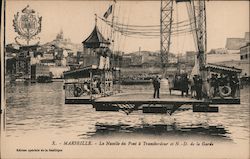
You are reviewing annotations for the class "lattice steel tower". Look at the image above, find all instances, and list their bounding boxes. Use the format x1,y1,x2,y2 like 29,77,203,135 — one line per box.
160,0,174,68
160,0,207,73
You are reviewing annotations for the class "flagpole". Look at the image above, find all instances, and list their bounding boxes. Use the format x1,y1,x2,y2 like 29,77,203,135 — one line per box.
95,13,97,26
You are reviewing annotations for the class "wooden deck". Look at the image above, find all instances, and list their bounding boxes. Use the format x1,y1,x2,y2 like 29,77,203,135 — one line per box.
94,92,205,104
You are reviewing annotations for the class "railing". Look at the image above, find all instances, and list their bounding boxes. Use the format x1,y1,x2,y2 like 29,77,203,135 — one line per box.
64,81,114,99
65,83,88,98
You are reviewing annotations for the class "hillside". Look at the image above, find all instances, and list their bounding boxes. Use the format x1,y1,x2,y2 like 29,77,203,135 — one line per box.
42,30,82,53
127,50,160,56
43,40,82,53
127,50,176,57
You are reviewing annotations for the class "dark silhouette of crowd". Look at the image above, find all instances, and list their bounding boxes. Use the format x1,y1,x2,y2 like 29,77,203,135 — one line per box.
168,73,191,97
209,73,239,98
167,72,240,100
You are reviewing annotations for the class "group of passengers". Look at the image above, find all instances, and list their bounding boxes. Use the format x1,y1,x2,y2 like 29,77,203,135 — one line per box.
73,78,103,97
209,73,239,98
170,74,203,99
153,72,239,99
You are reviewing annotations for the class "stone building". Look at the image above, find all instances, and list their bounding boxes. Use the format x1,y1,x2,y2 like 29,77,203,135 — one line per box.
240,42,250,76
215,42,249,77
225,32,249,53
240,42,250,61
15,51,31,79
120,55,132,68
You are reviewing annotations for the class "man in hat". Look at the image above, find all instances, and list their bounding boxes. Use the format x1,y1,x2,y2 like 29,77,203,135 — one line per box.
153,75,161,98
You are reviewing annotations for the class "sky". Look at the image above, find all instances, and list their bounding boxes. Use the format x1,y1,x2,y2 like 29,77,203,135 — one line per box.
5,0,249,54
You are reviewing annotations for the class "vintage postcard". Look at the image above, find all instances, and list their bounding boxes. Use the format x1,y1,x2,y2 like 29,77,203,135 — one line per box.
1,0,249,158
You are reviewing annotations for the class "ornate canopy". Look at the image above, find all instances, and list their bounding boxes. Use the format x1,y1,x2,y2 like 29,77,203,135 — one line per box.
82,25,110,49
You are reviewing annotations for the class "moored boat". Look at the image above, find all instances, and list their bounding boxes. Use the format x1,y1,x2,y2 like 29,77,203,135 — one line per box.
37,75,52,83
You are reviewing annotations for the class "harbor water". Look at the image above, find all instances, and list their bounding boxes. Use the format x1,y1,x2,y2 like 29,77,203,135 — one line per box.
3,81,250,158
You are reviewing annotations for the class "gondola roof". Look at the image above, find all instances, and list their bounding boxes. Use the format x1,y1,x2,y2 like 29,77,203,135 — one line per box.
82,25,110,48
205,63,242,73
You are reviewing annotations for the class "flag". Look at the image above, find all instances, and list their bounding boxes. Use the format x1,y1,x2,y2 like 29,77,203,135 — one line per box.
103,5,112,19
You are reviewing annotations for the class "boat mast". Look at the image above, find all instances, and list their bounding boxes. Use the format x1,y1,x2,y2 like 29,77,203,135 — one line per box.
109,0,121,92
110,0,116,68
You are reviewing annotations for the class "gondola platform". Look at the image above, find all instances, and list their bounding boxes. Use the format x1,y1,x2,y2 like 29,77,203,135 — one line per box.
65,96,93,104
93,92,218,115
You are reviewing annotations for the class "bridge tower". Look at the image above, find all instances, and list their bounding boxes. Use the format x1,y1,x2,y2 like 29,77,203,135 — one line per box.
160,0,207,91
160,0,174,70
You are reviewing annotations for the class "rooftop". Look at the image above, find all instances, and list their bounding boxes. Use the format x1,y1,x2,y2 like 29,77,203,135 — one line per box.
82,25,110,48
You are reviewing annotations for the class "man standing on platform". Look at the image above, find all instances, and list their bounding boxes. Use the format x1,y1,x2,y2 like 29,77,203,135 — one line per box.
153,75,161,98
194,75,203,100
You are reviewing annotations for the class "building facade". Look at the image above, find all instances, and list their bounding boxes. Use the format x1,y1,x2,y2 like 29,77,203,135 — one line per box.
240,42,250,76
15,51,31,79
240,43,250,61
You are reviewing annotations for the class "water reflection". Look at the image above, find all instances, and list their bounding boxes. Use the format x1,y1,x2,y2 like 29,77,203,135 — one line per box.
84,122,231,141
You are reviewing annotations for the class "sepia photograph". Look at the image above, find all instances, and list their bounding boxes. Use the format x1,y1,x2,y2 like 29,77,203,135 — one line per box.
1,0,249,158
